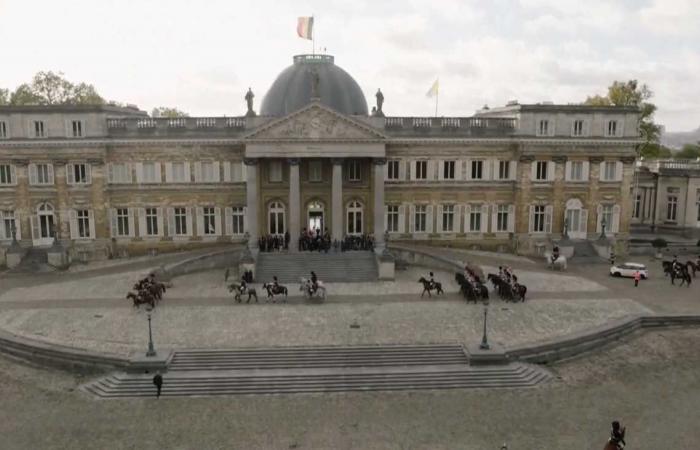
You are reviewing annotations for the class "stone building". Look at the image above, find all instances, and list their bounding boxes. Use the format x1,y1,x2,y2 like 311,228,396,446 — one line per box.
0,54,641,266
631,159,700,238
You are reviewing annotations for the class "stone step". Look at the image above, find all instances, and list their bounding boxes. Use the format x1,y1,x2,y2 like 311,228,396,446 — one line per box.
256,251,378,283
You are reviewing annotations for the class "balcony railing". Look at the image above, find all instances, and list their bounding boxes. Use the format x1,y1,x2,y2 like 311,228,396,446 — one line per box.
383,116,518,136
106,116,249,134
646,159,700,172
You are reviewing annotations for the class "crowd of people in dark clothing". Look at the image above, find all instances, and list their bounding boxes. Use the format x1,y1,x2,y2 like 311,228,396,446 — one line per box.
258,233,290,252
257,229,375,253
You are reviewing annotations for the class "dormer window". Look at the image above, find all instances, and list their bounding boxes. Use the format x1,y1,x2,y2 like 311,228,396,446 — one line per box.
538,119,550,136
572,120,585,137
607,120,618,137
33,121,46,138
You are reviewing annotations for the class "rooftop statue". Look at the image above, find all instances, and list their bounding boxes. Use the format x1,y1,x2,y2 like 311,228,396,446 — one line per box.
374,88,385,117
245,88,256,117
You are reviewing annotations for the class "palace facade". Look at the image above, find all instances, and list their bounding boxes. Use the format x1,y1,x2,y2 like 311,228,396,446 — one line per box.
0,54,641,265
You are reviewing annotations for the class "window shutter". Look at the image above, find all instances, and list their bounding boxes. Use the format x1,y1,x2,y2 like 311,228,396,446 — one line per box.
196,207,204,236
87,210,95,239
242,206,248,233
383,162,389,180
544,205,553,233
596,204,603,233
14,212,22,240
28,164,37,185
185,207,193,236
409,205,415,233
127,208,135,237
455,160,463,180
507,204,515,232
165,162,173,182
125,163,133,183
454,205,461,233
409,161,416,180
436,204,443,232
483,160,491,181
156,207,164,237
9,165,16,185
135,162,144,183
167,208,175,236
530,162,537,182
437,161,444,181
138,208,146,237
109,209,117,237
528,205,535,233
615,161,623,181
466,160,472,180
223,162,232,182
183,162,191,183
85,164,92,184
212,162,220,182
464,204,472,232
66,163,75,185
580,209,588,236
547,161,555,181
582,161,590,181
398,160,406,180
426,205,433,233
491,204,498,232
241,162,247,182
384,205,389,232
225,207,233,235
107,163,114,183
599,162,605,181
612,204,621,233
30,215,39,240
214,207,222,235
69,210,78,239
509,161,517,180
47,164,54,184
481,204,489,232
154,162,162,183
398,204,406,233
194,162,202,183
564,161,572,181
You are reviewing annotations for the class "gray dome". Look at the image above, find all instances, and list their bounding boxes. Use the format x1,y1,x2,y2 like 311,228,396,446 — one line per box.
261,55,368,116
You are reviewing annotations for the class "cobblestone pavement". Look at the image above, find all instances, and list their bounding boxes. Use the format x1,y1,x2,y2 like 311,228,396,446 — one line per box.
1,328,698,449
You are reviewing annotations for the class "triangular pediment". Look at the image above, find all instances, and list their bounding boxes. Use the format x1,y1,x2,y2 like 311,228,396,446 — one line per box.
245,102,387,141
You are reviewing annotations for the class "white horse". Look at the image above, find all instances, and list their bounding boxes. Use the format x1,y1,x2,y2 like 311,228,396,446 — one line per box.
544,252,567,271
299,277,326,300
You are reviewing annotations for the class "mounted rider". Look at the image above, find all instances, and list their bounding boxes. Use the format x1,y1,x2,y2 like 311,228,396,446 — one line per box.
551,245,560,264
428,272,437,290
272,276,279,291
310,271,318,294
608,421,626,449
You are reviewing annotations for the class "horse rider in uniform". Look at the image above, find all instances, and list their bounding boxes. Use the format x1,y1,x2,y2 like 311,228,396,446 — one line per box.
428,272,436,290
310,271,318,294
608,421,626,449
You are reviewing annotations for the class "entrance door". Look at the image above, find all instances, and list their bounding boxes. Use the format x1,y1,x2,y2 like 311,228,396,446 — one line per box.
565,199,587,240
32,203,56,246
307,201,325,234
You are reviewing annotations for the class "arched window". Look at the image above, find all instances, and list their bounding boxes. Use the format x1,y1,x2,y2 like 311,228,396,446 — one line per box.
33,202,56,243
268,201,285,235
346,201,363,235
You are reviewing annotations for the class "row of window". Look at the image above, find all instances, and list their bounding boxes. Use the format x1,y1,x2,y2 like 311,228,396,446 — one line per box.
0,119,85,139
536,118,622,137
384,204,516,234
632,188,700,224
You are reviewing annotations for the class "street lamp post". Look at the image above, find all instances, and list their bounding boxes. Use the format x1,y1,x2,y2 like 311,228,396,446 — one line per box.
479,302,490,350
145,303,157,357
600,217,607,239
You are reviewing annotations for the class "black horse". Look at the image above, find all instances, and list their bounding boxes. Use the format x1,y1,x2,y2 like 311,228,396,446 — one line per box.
228,283,258,303
456,273,489,303
262,282,288,302
418,277,443,297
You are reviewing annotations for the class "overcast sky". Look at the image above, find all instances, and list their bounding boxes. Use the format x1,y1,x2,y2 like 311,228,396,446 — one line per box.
1,0,699,131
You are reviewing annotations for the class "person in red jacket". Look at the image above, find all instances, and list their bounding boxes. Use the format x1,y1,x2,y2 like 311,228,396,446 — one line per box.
633,270,641,287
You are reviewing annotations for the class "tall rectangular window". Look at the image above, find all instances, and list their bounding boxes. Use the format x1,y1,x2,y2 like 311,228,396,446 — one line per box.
415,161,428,180
497,205,509,232
470,160,483,180
110,163,131,183
601,204,614,229
232,207,245,235
309,160,322,182
633,195,641,219
536,161,548,181
569,161,583,181
203,207,216,235
171,162,187,182
0,164,13,185
33,163,53,185
33,121,45,138
141,162,158,183
498,161,510,180
269,160,283,182
76,209,91,238
573,120,584,136
532,205,546,232
387,160,400,180
442,161,455,180
116,208,130,237
603,161,616,181
348,160,361,181
469,206,482,232
145,208,159,236
71,163,89,184
667,196,678,222
414,205,427,232
442,204,455,232
0,121,7,138
387,205,399,232
174,207,188,235
72,120,83,137
538,120,549,136
1,210,15,239
607,120,618,137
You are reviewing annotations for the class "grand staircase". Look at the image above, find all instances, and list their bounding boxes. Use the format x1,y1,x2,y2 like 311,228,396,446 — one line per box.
255,251,378,283
82,345,552,398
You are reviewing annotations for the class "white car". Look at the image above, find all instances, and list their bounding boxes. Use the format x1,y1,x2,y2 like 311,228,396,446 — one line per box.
610,262,648,279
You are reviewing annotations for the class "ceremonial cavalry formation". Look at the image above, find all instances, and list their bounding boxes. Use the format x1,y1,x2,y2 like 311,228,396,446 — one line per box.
126,273,167,308
661,255,698,287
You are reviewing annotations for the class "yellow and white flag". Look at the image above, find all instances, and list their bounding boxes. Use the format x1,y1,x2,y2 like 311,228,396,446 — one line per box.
297,16,314,40
426,78,439,98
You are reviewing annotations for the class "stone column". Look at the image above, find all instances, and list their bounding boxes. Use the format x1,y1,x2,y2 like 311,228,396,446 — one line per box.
288,159,301,251
373,158,386,253
244,158,259,253
331,159,344,241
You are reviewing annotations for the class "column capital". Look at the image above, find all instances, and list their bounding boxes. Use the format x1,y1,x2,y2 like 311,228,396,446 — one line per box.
11,159,29,166
551,155,567,164
287,158,301,165
87,159,105,166
51,160,67,166
620,156,636,164
372,158,387,165
519,155,535,163
243,158,258,166
331,158,344,165
589,156,604,164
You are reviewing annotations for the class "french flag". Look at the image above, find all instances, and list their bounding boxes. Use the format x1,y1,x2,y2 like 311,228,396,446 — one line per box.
297,16,313,40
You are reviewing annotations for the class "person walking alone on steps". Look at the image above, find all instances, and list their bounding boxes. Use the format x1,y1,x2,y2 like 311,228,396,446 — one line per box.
153,371,163,398
633,270,641,287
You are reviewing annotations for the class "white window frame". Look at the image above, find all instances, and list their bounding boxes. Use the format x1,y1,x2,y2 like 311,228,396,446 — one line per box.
202,206,217,235
495,204,509,232
348,160,361,182
113,208,132,238
537,119,551,137
66,162,91,185
442,160,456,180
565,160,588,182
194,161,220,183
414,204,428,233
606,120,618,137
667,196,678,222
166,161,190,183
534,161,550,181
387,160,401,181
173,207,189,236
572,119,585,137
268,201,285,235
470,160,484,180
108,163,133,184
229,206,246,235
72,209,93,239
0,121,8,139
529,204,552,234
0,210,21,241
414,160,428,180
0,163,16,185
497,160,510,180
32,120,46,138
29,163,54,186
386,204,400,233
346,201,363,235
144,207,160,237
440,204,456,232
70,120,84,138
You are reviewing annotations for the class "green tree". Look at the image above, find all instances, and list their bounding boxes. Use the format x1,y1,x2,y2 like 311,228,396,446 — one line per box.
674,142,700,160
585,80,661,156
640,143,672,159
7,71,104,105
151,107,189,118
0,88,9,105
